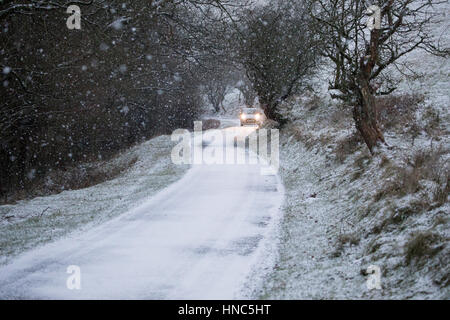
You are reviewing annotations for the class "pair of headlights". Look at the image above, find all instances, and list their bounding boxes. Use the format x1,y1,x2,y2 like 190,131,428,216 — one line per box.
241,113,261,120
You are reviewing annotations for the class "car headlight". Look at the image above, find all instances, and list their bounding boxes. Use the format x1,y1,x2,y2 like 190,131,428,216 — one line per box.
240,114,246,120
255,113,261,120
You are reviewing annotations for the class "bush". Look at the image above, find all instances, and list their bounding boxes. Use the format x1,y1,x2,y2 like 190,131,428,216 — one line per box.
422,107,442,136
433,174,449,206
376,94,424,131
202,119,221,131
405,231,444,266
334,132,364,163
375,147,448,201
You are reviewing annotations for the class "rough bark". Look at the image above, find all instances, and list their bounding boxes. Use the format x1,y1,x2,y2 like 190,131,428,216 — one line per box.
353,27,386,154
353,78,385,154
262,101,287,126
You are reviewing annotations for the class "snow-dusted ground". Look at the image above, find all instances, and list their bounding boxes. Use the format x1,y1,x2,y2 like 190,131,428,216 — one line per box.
257,109,448,299
0,124,284,299
253,8,449,298
0,2,447,300
0,136,189,267
246,0,449,299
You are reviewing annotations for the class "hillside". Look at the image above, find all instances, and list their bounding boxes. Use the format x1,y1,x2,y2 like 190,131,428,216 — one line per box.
255,13,449,298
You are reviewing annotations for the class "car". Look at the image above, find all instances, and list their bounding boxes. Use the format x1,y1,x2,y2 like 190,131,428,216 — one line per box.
239,107,264,126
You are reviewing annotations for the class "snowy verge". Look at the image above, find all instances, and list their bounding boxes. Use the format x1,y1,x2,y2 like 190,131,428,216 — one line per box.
257,22,449,298
258,101,448,299
0,135,189,266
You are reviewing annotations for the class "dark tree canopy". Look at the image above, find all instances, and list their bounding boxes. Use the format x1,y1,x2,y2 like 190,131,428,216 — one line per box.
0,0,240,198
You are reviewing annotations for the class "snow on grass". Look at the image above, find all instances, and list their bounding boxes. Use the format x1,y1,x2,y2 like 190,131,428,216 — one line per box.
258,99,448,299
0,135,189,266
256,132,365,299
257,6,449,297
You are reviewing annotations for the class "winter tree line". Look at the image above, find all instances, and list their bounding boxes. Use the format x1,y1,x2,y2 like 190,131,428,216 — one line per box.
1,0,447,200
0,0,241,199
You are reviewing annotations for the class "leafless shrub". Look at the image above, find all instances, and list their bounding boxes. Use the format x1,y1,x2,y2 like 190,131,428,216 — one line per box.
338,233,360,246
334,131,364,163
408,147,448,185
392,200,429,225
318,134,333,147
422,107,441,136
289,125,303,142
407,123,423,145
332,233,360,258
376,94,424,131
433,214,448,228
397,167,423,195
287,125,316,150
304,94,322,111
379,155,391,168
433,174,449,206
405,231,444,266
329,106,352,128
202,119,221,131
261,119,280,130
375,147,448,202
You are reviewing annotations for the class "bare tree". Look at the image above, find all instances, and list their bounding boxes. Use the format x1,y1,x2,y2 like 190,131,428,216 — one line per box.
236,75,257,107
0,0,247,200
198,60,235,113
308,0,448,153
235,1,320,124
204,79,229,113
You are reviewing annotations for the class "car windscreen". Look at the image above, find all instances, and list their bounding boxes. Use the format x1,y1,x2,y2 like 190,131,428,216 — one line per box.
243,108,258,114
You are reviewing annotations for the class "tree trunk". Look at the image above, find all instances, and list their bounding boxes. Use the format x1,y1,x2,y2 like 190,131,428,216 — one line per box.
213,102,220,113
262,103,275,119
353,25,386,154
262,102,287,126
353,78,385,154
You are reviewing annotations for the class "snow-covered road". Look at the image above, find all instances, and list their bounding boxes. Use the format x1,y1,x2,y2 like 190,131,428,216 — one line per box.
0,123,284,299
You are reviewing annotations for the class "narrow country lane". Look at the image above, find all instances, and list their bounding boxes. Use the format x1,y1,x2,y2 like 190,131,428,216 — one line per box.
0,123,284,299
